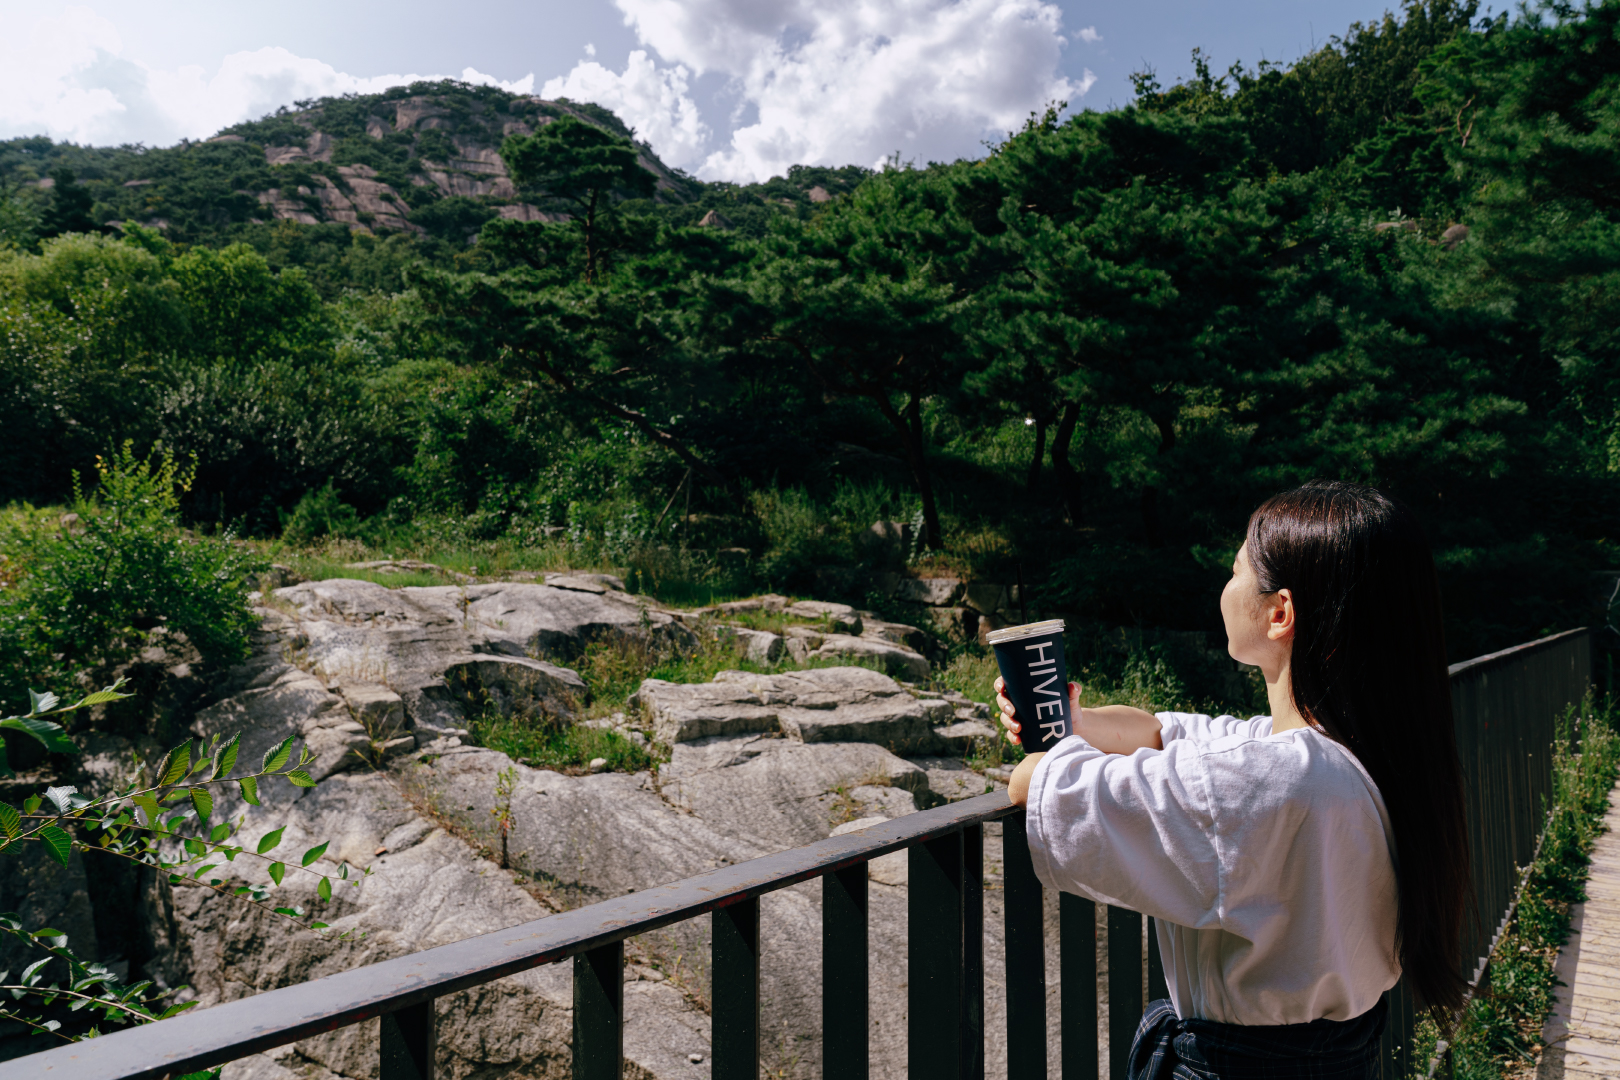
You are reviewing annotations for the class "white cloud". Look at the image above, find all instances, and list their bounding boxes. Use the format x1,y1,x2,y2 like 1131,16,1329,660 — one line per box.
603,0,1087,182
0,2,1090,187
0,5,530,146
585,43,598,57
542,50,710,168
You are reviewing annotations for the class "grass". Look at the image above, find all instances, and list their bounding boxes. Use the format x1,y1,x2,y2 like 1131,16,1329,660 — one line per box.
260,532,780,609
1406,697,1620,1080
464,621,886,773
470,717,656,775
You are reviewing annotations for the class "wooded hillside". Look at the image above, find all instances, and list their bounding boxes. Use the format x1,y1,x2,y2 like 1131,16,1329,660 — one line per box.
3,0,1617,666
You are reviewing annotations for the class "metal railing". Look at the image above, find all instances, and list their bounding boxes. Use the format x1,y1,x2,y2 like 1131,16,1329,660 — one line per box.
11,629,1593,1080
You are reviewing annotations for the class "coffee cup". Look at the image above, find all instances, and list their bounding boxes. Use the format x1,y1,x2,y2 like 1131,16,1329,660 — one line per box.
987,619,1072,747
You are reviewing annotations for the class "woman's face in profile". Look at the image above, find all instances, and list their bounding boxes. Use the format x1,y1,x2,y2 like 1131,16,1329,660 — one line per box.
1221,541,1297,673
1221,543,1271,666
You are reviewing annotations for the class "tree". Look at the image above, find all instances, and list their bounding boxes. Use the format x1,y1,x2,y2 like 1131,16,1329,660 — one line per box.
501,118,657,284
963,108,1290,544
412,220,742,492
36,168,100,241
743,166,981,550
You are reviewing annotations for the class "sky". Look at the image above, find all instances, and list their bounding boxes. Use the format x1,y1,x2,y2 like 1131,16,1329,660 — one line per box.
0,0,1450,184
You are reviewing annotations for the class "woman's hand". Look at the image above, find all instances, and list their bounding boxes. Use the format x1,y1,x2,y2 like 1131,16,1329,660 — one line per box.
994,677,1164,755
995,676,1081,746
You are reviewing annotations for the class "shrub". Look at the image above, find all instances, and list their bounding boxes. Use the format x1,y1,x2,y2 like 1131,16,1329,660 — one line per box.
279,481,363,546
0,444,267,700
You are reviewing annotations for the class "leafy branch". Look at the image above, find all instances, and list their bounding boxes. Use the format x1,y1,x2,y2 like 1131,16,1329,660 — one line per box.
0,917,217,1077
0,682,372,1055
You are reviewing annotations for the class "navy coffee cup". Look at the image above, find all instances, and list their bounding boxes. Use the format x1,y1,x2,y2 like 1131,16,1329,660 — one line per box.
988,619,1072,747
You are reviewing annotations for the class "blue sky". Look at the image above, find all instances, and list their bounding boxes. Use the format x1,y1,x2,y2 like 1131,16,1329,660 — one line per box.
0,0,1474,182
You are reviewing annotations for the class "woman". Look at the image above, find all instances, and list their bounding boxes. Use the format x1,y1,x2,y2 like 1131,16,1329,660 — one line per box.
998,481,1470,1079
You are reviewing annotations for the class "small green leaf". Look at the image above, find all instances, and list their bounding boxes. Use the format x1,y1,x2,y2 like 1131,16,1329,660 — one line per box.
285,770,316,789
72,688,131,708
209,823,231,844
183,837,205,857
22,795,40,815
0,717,76,754
261,736,295,774
159,1000,200,1019
38,826,71,867
267,862,285,885
42,785,77,816
211,734,240,780
157,739,192,786
191,864,218,881
27,689,59,716
21,958,51,984
237,775,260,806
189,787,213,822
132,794,162,830
256,827,284,855
317,876,332,902
0,804,19,840
300,841,329,867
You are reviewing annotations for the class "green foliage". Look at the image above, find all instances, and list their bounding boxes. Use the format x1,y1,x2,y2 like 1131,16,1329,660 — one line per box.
0,445,267,701
470,719,653,776
278,481,363,546
409,196,498,244
2,3,1617,664
1432,698,1620,1077
0,683,363,1052
37,169,100,240
501,116,657,283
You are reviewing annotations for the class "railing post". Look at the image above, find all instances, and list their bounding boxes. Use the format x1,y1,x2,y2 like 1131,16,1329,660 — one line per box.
573,941,623,1080
1003,813,1047,1080
824,863,870,1080
910,829,965,1079
714,896,761,1080
1107,906,1143,1080
1061,892,1098,1080
1147,918,1168,1003
965,823,985,1080
380,998,436,1080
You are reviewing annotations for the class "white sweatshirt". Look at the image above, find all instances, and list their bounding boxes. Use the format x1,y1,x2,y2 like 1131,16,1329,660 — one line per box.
1024,712,1400,1025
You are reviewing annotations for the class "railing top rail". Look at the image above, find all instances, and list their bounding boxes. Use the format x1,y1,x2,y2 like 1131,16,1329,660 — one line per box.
15,790,1018,1080
1447,626,1588,680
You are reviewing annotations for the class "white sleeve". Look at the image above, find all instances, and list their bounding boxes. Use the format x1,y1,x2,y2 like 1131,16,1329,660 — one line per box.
1024,734,1225,930
1158,712,1273,744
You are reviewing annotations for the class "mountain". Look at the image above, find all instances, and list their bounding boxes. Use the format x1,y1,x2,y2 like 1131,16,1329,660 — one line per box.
0,80,870,266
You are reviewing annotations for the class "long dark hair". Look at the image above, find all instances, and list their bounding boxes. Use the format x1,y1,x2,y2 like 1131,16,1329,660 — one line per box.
1246,480,1469,1011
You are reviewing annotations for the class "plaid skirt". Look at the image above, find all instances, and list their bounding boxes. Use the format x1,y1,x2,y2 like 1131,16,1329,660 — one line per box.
1126,997,1387,1080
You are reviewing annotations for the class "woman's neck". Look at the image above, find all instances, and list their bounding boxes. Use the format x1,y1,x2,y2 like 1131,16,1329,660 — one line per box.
1265,658,1309,733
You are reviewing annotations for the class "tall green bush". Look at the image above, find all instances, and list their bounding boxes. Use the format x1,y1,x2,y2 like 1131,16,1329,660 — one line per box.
0,445,266,700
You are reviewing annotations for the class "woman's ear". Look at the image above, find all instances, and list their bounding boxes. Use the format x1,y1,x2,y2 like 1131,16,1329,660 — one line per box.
1266,587,1295,643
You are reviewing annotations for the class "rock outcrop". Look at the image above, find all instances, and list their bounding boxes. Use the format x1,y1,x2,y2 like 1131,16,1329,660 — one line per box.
631,667,967,754
7,574,1029,1078
263,576,692,739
